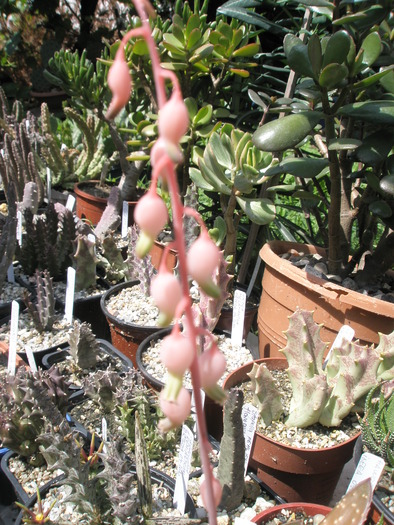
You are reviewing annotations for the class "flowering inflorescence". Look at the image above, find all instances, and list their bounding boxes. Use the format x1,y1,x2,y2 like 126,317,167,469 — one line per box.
106,1,227,522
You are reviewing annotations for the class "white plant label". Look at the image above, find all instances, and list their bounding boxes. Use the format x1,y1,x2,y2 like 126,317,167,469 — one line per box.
16,210,23,246
323,324,355,369
231,289,246,348
242,403,259,475
347,452,385,493
173,424,194,514
66,194,76,212
7,264,15,283
25,346,38,373
65,266,76,324
46,167,52,202
121,201,129,238
102,417,108,453
8,300,19,376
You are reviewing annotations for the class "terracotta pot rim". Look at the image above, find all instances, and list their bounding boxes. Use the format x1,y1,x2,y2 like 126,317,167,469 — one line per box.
223,357,361,453
251,502,332,523
260,240,394,317
100,280,164,330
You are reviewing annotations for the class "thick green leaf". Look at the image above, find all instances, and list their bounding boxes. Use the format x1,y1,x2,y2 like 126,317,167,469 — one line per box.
132,39,149,56
229,68,250,78
380,175,394,196
322,30,351,68
369,200,392,219
185,14,200,39
355,131,394,166
288,42,315,79
185,97,198,119
209,216,227,246
189,167,215,191
187,28,203,51
361,32,381,67
189,43,214,61
232,43,260,57
308,34,322,79
328,138,362,150
319,63,348,89
193,104,213,126
276,157,329,178
353,67,394,91
338,101,394,124
210,132,234,170
380,69,394,94
236,197,276,224
234,173,254,193
293,190,320,203
198,162,232,194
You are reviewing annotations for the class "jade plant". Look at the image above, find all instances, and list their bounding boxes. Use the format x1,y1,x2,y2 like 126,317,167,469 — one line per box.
252,2,394,282
248,309,394,429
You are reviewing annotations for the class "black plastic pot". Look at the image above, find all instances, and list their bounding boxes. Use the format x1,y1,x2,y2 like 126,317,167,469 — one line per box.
17,341,69,369
100,280,165,367
1,450,33,505
14,463,196,524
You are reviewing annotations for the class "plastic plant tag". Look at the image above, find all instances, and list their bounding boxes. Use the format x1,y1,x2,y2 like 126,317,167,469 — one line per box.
46,167,52,203
242,403,259,475
8,300,19,376
323,324,355,369
102,417,108,453
347,452,385,493
25,346,38,373
121,201,129,238
173,424,194,514
66,194,76,212
231,289,247,348
7,263,15,283
16,210,23,246
65,267,76,324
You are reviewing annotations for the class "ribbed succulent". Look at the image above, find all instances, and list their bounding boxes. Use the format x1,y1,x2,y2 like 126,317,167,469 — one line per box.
73,234,98,291
0,182,17,293
83,369,124,414
68,321,100,369
17,202,76,279
0,367,66,465
125,225,155,295
359,381,394,472
23,269,56,333
96,233,127,283
248,309,394,429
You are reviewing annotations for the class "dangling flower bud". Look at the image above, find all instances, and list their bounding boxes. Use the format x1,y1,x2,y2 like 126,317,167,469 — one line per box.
159,385,191,429
106,46,132,120
158,92,189,145
160,331,194,376
151,138,184,169
187,231,220,297
134,191,168,257
198,342,227,403
200,475,223,509
150,272,183,326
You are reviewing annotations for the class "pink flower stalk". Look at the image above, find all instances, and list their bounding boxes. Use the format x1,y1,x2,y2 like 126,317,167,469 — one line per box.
106,2,225,523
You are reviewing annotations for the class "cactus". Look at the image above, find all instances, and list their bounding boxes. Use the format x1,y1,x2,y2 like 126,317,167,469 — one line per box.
17,202,76,279
248,309,394,429
217,388,245,511
96,233,127,283
0,367,67,465
83,369,124,414
125,225,155,295
135,410,152,519
0,182,17,293
73,234,98,291
68,321,100,369
23,270,56,333
358,381,394,471
94,186,122,240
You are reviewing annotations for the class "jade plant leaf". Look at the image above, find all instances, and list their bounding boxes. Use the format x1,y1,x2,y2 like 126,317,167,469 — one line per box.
369,200,392,219
380,175,394,196
360,31,381,67
355,131,394,166
236,196,276,224
322,30,351,68
265,157,329,179
319,63,348,89
337,101,394,124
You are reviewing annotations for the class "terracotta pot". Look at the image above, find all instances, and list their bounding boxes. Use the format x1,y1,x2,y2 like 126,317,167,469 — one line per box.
149,240,178,272
74,181,139,227
258,240,394,358
251,502,331,524
223,358,361,505
369,492,394,525
100,280,164,367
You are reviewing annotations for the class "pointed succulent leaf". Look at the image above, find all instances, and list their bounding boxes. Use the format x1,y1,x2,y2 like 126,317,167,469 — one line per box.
247,363,283,427
236,196,276,225
319,479,372,525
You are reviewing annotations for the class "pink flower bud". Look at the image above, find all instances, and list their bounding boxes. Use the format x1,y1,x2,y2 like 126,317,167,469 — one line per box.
134,191,168,238
198,343,226,389
160,331,195,376
159,386,191,427
187,232,220,295
150,272,183,326
151,138,184,168
106,47,132,120
158,92,189,145
200,476,223,509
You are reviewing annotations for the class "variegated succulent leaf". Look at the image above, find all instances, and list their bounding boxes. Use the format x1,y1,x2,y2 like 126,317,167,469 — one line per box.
376,331,394,381
247,362,283,428
319,478,372,525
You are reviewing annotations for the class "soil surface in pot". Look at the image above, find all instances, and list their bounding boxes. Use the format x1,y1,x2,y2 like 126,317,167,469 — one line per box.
262,508,326,524
78,182,113,199
242,369,361,449
105,283,161,326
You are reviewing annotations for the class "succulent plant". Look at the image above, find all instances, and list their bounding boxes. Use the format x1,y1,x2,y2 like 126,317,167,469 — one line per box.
17,202,76,279
125,225,155,296
73,234,98,291
23,270,56,333
0,366,67,465
83,369,124,414
96,233,127,283
0,182,17,293
359,380,394,472
248,309,394,429
68,321,100,369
